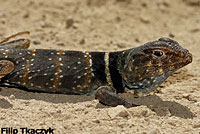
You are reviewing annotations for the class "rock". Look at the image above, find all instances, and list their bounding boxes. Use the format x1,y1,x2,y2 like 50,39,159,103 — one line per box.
182,93,199,102
182,94,190,100
9,95,16,100
79,39,85,45
149,128,161,134
192,122,200,128
57,43,65,46
169,33,175,38
129,106,154,117
92,119,100,124
107,105,130,119
66,18,74,28
139,16,151,24
33,40,41,45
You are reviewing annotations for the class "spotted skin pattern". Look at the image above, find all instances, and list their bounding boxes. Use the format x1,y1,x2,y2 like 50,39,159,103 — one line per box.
0,49,100,95
0,36,193,107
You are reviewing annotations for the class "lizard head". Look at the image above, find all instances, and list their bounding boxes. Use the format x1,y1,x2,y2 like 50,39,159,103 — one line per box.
118,38,192,96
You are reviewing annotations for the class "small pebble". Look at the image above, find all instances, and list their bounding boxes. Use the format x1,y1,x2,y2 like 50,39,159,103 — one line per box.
57,43,65,46
56,110,62,113
66,18,74,28
92,119,100,124
140,110,150,117
149,128,161,134
139,16,151,24
192,122,200,128
107,105,130,119
79,39,85,44
195,101,200,105
33,40,41,45
182,94,190,100
9,95,16,100
169,33,175,38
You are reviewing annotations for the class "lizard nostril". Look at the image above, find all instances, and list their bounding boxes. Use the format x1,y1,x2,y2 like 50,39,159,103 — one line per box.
180,52,185,58
179,49,191,58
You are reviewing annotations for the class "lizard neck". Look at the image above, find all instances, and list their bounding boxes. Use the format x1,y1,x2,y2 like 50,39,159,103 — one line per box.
90,52,124,93
108,52,125,93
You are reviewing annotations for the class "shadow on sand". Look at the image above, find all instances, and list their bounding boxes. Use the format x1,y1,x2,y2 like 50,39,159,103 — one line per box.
0,87,194,119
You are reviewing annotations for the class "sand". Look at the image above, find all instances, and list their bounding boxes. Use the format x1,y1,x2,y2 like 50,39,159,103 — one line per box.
0,0,200,133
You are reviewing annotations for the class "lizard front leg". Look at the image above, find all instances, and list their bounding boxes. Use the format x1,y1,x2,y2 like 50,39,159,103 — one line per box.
95,86,139,108
0,60,14,79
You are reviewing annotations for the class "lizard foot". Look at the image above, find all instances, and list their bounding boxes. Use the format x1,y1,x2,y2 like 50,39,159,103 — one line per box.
95,86,139,108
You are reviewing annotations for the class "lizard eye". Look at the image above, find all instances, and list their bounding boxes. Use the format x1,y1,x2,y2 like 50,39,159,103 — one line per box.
153,50,164,57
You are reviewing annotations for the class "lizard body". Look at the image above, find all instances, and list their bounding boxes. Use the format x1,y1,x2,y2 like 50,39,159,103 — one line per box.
0,33,192,107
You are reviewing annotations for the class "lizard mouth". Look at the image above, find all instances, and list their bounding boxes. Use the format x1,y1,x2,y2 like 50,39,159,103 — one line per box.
165,52,192,73
186,53,192,64
179,52,192,68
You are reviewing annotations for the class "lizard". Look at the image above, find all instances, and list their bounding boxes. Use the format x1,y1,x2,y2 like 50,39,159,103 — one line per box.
0,32,192,108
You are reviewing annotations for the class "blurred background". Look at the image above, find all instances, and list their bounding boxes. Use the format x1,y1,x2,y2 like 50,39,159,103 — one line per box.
0,0,199,52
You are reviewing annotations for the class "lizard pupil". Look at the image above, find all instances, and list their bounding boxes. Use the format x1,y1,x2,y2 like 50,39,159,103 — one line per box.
153,50,163,57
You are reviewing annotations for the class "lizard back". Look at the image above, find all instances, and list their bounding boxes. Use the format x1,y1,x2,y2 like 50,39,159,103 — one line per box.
0,48,108,95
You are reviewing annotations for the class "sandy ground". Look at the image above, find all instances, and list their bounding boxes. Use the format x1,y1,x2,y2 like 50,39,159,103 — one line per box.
0,0,200,133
